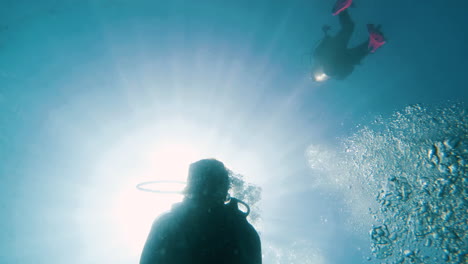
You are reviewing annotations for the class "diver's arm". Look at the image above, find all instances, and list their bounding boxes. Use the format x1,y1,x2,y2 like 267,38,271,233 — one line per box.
139,219,160,264
245,223,262,264
139,216,170,264
252,230,262,264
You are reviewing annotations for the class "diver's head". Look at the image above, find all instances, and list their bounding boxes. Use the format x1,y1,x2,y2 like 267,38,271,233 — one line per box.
185,159,230,204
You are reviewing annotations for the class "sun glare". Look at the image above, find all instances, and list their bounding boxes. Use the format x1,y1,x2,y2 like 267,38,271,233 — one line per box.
112,140,205,256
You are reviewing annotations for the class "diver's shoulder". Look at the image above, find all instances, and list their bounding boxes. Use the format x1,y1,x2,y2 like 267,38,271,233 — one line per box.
152,202,185,224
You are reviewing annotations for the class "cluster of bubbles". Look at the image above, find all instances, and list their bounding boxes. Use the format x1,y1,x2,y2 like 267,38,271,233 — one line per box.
262,240,325,264
229,172,262,223
308,104,467,264
345,105,467,263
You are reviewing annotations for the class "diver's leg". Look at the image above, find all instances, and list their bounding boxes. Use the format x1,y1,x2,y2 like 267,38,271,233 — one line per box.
334,10,355,48
346,24,386,64
347,41,370,65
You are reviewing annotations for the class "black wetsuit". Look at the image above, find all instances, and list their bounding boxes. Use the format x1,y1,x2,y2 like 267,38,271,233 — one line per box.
313,10,369,80
140,199,262,264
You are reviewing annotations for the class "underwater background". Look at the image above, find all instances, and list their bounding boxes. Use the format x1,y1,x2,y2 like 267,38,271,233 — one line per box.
1,0,466,263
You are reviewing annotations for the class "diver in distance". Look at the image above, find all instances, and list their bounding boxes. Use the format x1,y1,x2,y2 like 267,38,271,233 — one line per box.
140,159,262,264
311,0,386,82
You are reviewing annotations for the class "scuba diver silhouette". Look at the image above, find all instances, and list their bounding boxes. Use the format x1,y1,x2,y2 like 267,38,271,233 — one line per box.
140,159,262,264
311,0,386,82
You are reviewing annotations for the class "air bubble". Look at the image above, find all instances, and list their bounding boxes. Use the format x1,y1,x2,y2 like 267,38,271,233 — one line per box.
334,105,467,264
424,238,432,247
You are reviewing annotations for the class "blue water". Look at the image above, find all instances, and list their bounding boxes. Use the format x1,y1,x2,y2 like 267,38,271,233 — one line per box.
1,1,467,263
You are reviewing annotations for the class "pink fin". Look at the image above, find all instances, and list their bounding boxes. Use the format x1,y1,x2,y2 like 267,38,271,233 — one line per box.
332,0,353,16
367,24,386,53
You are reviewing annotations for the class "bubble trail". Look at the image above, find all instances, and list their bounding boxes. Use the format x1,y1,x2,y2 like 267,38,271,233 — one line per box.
308,104,467,264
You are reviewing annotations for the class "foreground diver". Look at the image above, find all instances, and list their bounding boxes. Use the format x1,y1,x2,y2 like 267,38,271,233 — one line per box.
140,159,262,264
311,1,386,82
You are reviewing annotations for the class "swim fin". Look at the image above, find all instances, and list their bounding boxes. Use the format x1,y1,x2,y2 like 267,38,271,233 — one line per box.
367,24,386,53
332,0,353,16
